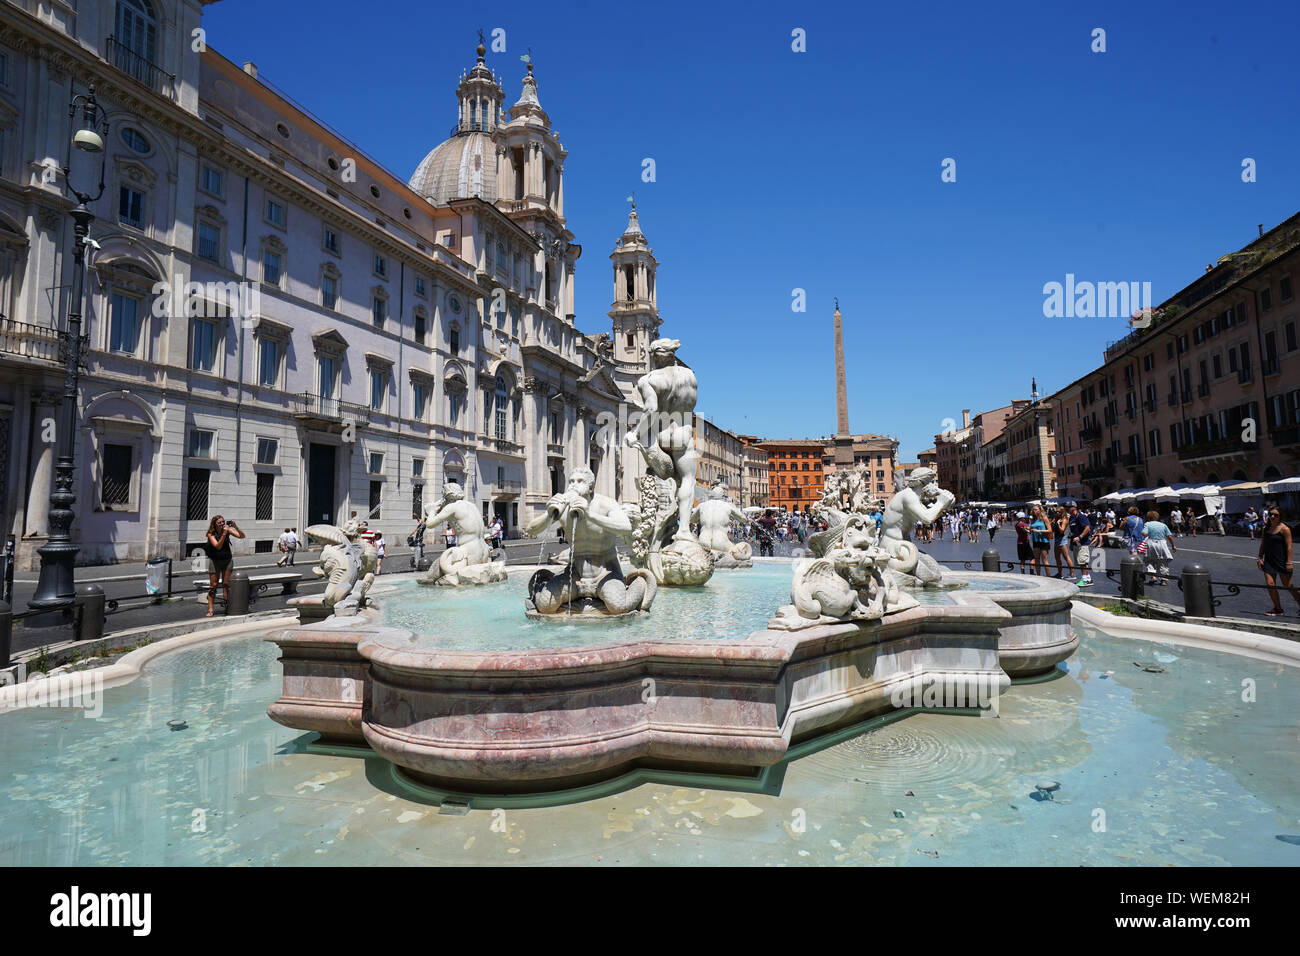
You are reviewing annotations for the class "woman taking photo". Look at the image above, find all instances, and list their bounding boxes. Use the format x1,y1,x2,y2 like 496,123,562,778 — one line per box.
204,515,245,617
1029,504,1052,576
1258,507,1300,616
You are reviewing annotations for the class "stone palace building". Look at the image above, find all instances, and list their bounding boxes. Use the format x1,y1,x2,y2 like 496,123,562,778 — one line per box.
0,1,674,566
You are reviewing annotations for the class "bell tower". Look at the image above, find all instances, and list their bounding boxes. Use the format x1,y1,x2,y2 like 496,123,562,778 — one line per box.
608,201,661,379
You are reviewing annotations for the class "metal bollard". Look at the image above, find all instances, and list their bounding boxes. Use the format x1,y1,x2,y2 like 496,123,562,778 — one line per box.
982,549,1002,572
1181,563,1214,618
76,584,106,643
1120,553,1145,601
226,571,250,616
0,600,11,668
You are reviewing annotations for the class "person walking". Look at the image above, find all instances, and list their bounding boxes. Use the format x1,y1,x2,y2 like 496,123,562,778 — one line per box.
756,509,777,557
1068,503,1093,587
286,527,299,566
1089,508,1112,582
1122,506,1144,553
1244,506,1260,539
1258,512,1300,616
1169,507,1183,538
443,522,458,549
275,527,292,567
1185,505,1198,537
1141,510,1176,586
374,532,387,574
1052,506,1075,579
1029,505,1052,576
1258,507,1300,615
1210,504,1226,535
203,515,245,617
409,514,428,570
1014,511,1033,573
987,513,997,542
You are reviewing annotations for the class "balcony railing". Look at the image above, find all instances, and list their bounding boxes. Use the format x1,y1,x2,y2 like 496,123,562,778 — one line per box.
1122,452,1140,468
0,316,61,363
1080,423,1102,443
1080,462,1115,481
106,36,175,97
291,392,370,425
490,480,523,495
1178,435,1251,462
1270,425,1300,447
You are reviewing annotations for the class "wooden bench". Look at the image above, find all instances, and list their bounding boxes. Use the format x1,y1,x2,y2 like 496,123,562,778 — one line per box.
191,572,302,597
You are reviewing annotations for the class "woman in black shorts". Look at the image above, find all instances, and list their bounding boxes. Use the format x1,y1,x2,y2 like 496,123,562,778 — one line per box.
1259,507,1300,616
204,514,245,616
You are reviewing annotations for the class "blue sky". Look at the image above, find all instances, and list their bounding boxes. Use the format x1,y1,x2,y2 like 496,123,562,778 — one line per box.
203,0,1300,460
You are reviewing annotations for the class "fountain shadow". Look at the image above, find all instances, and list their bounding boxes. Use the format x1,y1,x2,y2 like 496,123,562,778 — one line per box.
334,706,1000,812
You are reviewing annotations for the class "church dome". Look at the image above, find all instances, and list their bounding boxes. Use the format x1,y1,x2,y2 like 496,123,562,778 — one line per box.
408,132,498,205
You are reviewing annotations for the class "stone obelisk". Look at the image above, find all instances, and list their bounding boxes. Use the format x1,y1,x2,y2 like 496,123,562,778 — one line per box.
833,298,850,437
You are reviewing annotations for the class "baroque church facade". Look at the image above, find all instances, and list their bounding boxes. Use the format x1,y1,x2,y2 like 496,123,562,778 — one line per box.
0,1,660,567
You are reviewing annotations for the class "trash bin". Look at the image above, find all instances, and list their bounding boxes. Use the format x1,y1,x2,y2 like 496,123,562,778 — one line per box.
145,557,170,595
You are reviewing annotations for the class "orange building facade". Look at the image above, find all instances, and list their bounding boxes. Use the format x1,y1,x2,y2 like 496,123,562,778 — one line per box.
758,439,826,513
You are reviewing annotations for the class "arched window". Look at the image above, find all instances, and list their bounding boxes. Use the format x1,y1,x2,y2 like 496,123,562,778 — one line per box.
115,0,158,79
495,375,508,440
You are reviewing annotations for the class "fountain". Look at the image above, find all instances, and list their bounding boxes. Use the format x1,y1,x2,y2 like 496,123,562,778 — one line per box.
263,340,1078,791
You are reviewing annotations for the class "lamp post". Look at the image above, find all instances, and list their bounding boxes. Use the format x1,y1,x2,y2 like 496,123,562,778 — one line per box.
28,84,107,614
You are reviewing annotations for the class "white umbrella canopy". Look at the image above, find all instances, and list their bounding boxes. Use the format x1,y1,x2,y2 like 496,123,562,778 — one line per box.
1182,483,1222,500
1265,476,1300,494
1100,488,1142,502
1142,483,1198,501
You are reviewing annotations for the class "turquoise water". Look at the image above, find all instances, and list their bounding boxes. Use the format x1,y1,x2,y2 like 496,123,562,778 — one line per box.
1,623,1296,865
378,565,1018,651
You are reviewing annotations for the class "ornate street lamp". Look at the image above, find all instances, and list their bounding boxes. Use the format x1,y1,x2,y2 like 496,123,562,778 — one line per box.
28,84,107,613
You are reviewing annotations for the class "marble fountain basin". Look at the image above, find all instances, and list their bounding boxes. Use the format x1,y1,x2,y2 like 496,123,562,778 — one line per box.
266,565,1078,794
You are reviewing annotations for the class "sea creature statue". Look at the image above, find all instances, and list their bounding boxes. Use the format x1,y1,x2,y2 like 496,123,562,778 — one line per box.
880,466,956,588
769,514,918,630
623,338,713,586
691,478,753,569
417,481,506,586
524,466,656,617
306,519,378,614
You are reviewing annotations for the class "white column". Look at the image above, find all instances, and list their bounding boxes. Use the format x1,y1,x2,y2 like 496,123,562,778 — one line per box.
24,395,59,536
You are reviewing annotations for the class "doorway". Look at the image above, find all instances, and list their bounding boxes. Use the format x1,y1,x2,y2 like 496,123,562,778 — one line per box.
308,443,337,525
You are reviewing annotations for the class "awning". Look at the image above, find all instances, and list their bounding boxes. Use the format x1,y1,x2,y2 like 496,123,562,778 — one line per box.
1139,483,1198,501
1218,480,1268,494
1099,488,1142,502
1265,476,1300,494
